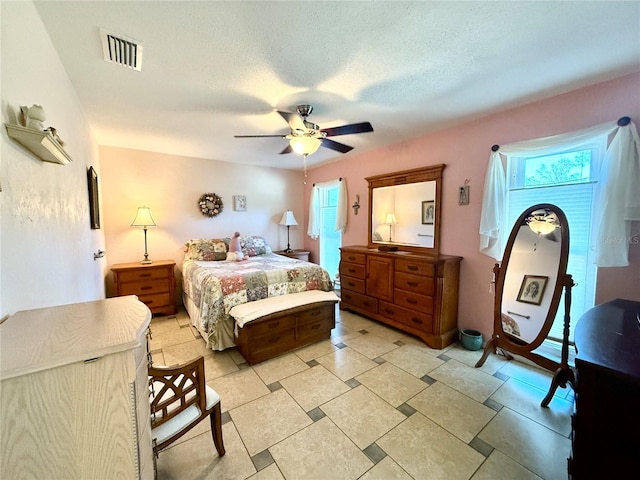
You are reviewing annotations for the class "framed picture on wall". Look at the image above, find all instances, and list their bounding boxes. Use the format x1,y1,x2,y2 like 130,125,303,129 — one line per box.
516,275,548,305
87,166,100,229
421,200,435,225
234,195,247,211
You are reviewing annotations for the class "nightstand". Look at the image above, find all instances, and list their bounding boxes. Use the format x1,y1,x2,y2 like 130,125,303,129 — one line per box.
274,250,311,262
111,260,176,315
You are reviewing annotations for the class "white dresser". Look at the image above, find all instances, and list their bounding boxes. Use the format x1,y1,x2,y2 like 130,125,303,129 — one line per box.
0,296,154,479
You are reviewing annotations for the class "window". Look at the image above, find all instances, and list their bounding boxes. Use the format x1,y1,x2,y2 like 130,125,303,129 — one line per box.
506,140,604,357
318,186,341,282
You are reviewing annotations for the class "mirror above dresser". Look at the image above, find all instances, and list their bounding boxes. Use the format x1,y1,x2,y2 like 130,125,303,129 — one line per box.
367,164,444,254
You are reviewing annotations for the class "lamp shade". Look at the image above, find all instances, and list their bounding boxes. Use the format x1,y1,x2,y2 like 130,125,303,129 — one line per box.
289,136,322,156
279,210,299,226
131,206,157,227
385,213,397,224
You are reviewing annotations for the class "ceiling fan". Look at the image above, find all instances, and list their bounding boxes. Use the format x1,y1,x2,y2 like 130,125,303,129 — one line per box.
234,104,374,156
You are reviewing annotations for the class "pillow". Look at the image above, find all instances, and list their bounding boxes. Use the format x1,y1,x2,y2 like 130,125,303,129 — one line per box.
223,235,271,257
184,239,228,261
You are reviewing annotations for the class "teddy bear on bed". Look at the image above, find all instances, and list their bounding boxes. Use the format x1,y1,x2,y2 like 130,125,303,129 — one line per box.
226,232,248,261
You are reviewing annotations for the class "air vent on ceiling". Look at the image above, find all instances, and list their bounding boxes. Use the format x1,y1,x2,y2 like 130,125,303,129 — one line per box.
100,28,143,71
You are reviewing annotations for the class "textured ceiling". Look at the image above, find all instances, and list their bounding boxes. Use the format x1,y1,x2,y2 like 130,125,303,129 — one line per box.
33,1,640,170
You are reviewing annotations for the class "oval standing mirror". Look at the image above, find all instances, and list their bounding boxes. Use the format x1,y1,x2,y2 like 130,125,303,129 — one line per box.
475,203,575,406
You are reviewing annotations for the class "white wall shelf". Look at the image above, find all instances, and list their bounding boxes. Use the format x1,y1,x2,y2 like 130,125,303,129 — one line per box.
5,124,72,165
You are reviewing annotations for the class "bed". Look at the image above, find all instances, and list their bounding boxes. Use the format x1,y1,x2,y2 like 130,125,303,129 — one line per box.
182,236,338,362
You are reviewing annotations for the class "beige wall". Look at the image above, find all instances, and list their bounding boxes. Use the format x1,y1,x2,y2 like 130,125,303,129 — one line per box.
99,146,305,301
1,1,105,317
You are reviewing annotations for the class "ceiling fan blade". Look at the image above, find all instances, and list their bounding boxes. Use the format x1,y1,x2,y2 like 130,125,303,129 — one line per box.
277,110,306,133
322,138,353,153
279,144,293,155
234,134,286,138
321,122,373,137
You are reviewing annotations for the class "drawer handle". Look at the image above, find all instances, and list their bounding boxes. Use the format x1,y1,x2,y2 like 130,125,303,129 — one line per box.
344,294,352,300
139,273,152,278
269,336,280,344
144,300,154,305
347,281,356,287
348,268,356,273
140,286,153,290
384,308,394,314
364,302,371,307
411,317,423,324
311,323,321,330
407,281,419,287
407,298,418,305
407,265,419,271
348,256,356,261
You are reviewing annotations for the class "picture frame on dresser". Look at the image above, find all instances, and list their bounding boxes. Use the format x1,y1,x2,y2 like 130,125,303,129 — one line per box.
87,166,100,229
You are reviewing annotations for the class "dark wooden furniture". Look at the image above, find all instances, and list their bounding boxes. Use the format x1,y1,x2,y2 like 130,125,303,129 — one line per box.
235,301,337,364
339,246,461,349
149,356,225,457
274,249,311,262
112,260,176,315
569,298,640,478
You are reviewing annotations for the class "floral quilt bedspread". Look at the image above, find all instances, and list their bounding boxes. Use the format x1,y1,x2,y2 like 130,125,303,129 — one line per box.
183,253,333,347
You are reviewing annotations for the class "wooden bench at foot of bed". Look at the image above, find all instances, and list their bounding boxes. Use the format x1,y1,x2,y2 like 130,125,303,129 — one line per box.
231,291,339,365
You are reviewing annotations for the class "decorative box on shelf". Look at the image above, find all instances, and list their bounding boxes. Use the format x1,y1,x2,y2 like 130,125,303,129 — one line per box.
5,124,72,165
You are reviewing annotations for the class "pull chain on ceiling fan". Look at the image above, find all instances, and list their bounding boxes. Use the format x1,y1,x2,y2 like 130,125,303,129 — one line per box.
234,104,374,158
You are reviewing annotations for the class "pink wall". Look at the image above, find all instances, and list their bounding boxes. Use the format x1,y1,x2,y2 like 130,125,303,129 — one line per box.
303,72,640,340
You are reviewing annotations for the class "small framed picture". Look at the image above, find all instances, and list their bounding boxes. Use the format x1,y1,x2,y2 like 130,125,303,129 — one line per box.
87,166,100,229
233,195,247,211
421,200,435,225
516,275,549,305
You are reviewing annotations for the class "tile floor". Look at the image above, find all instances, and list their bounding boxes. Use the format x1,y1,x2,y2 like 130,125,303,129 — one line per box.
150,307,574,480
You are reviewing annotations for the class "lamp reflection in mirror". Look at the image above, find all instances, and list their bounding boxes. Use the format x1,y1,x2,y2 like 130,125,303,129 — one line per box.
279,210,299,253
527,210,558,235
385,213,397,241
131,206,156,264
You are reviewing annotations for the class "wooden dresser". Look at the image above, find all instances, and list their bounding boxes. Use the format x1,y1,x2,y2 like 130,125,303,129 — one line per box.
569,298,640,478
0,296,154,479
112,260,176,315
339,246,461,349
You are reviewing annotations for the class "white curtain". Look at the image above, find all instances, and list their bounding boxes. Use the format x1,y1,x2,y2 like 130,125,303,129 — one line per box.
307,178,348,239
479,119,640,266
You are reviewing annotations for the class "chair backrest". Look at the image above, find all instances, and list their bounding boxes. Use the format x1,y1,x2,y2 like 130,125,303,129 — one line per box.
149,356,207,429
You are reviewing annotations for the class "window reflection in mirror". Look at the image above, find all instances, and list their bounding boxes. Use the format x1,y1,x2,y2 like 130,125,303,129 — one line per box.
371,181,436,248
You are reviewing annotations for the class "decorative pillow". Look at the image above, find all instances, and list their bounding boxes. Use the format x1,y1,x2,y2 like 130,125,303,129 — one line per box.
223,235,271,257
184,239,228,261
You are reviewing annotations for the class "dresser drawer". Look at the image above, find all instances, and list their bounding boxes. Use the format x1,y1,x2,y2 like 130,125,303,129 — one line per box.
249,329,296,357
394,289,433,314
119,279,170,296
340,263,366,279
137,293,172,310
297,315,334,340
379,301,433,333
340,275,365,294
341,252,366,265
395,258,434,277
395,272,434,295
116,267,171,283
298,304,334,324
341,290,378,315
244,315,296,337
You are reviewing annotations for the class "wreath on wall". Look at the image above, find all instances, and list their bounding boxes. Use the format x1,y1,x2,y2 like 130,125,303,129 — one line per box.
198,193,223,217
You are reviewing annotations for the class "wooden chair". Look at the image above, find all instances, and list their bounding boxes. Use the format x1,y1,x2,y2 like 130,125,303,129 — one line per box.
148,356,225,457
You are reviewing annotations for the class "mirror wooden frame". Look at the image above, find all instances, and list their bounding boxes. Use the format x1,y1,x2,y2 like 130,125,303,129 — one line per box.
475,203,575,406
366,164,445,254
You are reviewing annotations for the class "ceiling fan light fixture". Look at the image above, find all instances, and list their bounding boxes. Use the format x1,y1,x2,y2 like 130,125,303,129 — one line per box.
527,211,558,235
289,136,322,156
